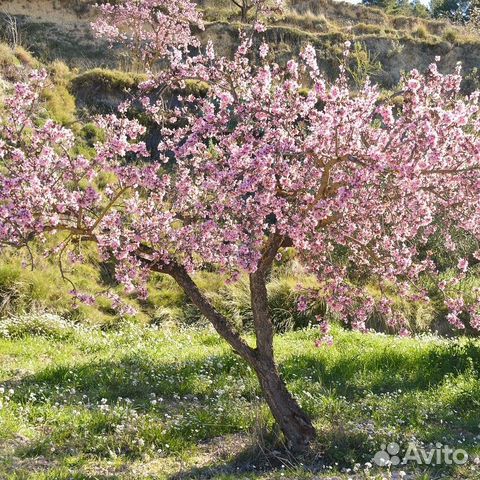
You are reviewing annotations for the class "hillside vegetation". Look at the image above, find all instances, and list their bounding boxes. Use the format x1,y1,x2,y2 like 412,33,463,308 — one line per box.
0,0,478,88
0,2,480,479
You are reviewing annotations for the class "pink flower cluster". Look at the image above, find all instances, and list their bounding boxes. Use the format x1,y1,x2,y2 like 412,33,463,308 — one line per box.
91,0,204,64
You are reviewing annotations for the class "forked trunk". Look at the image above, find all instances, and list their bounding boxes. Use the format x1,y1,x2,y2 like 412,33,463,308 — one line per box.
252,353,316,452
249,252,316,452
168,259,316,453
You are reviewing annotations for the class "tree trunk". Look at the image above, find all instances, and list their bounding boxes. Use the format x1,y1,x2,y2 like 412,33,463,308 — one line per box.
252,352,316,452
249,258,316,453
241,0,250,22
241,5,247,22
167,255,316,453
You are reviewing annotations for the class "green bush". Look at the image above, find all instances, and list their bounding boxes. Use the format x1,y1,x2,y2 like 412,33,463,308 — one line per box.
444,28,459,43
0,43,22,81
48,60,71,84
413,25,428,39
80,122,105,146
13,46,38,68
298,87,310,97
353,23,384,35
345,41,383,87
392,15,419,31
182,79,210,98
42,84,77,126
0,312,81,340
70,68,146,95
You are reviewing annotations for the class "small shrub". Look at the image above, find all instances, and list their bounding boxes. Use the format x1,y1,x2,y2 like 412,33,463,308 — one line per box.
153,305,187,324
70,68,146,95
81,122,106,146
48,60,71,84
276,11,330,33
345,41,383,87
13,46,38,68
0,43,19,67
463,67,480,93
425,19,449,37
413,25,428,39
391,94,405,109
0,42,21,81
182,79,210,98
298,87,310,97
392,15,418,31
0,264,21,291
42,84,77,127
0,264,25,317
353,23,384,35
444,28,458,44
267,276,326,332
0,312,81,340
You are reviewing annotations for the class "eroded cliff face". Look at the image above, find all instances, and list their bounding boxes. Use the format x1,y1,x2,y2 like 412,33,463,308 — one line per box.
0,0,478,90
0,0,116,67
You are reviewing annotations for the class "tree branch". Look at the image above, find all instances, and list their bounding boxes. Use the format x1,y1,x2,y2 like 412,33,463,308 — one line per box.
257,233,284,273
249,233,284,357
165,262,257,364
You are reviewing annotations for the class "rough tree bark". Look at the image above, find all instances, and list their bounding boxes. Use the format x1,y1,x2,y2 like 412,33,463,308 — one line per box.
249,235,316,452
165,234,316,453
251,353,316,452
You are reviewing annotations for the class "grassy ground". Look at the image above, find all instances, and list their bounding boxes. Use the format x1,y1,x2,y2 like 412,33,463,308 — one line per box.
0,317,480,479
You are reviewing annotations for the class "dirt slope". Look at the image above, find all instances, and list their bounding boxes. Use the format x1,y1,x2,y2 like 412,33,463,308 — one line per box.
0,0,478,89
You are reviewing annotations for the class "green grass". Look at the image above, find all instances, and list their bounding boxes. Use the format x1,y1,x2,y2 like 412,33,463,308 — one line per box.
0,242,152,326
68,68,148,114
0,317,479,479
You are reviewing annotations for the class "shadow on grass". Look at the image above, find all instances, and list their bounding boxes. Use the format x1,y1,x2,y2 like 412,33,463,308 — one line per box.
4,338,480,478
10,338,480,403
11,353,248,404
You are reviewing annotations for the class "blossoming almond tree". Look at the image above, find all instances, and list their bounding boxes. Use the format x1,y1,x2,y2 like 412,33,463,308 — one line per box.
1,0,480,452
225,0,283,23
92,0,204,66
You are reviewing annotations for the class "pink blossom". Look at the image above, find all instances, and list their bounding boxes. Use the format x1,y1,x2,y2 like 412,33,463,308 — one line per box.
458,258,469,272
0,3,479,339
254,22,266,33
399,328,411,337
315,335,334,347
259,42,269,59
407,78,420,91
91,0,204,64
